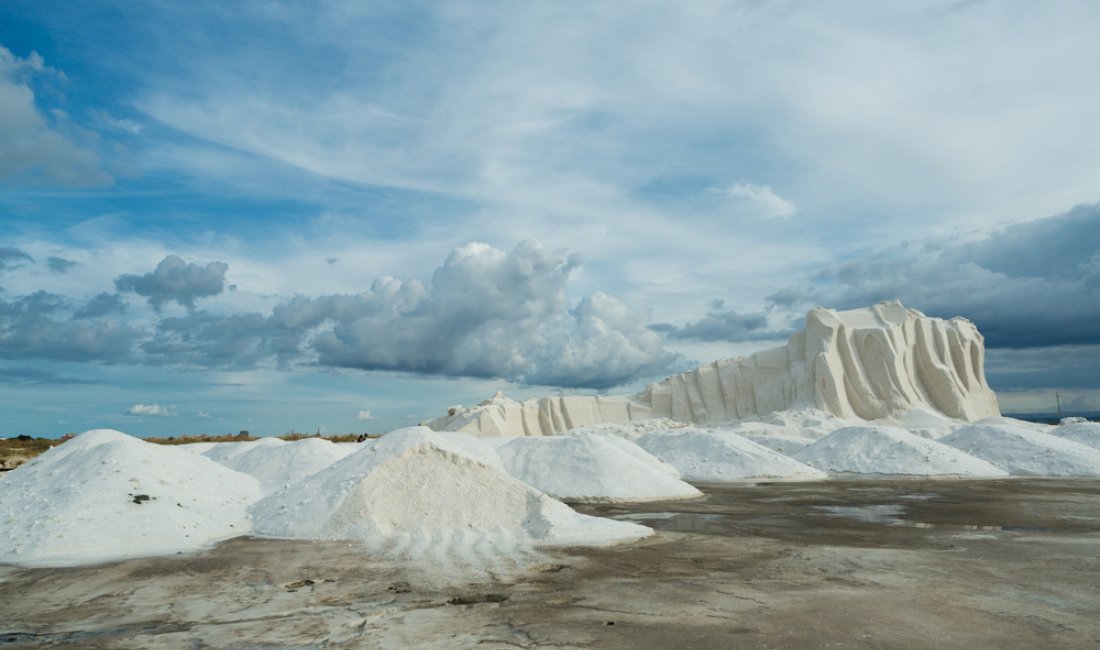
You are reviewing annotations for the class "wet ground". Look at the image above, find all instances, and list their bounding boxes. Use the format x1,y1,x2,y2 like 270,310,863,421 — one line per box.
3,479,1100,648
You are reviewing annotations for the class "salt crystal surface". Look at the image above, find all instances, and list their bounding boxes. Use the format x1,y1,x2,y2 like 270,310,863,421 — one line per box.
636,429,827,481
496,433,700,503
202,437,287,465
0,430,260,567
250,427,650,566
939,424,1100,476
792,425,1009,478
221,437,358,494
1046,422,1100,450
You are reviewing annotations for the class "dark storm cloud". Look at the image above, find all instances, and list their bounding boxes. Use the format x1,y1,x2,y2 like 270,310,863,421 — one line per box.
0,293,141,363
793,203,1100,349
656,300,793,343
115,255,229,311
984,345,1100,391
0,366,95,385
142,311,278,370
72,292,128,320
0,247,33,272
46,256,78,273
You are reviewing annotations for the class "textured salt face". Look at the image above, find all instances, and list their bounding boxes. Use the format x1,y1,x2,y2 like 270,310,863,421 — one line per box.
222,438,358,494
739,433,815,456
175,442,220,455
1046,422,1100,450
0,430,261,568
203,437,287,465
792,426,1009,478
250,428,651,563
17,428,131,470
426,301,1001,437
583,432,682,478
939,424,1100,476
496,434,700,503
636,429,827,482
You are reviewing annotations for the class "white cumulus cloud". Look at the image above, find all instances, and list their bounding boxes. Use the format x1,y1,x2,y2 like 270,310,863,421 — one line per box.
126,403,177,417
720,181,796,219
356,410,377,421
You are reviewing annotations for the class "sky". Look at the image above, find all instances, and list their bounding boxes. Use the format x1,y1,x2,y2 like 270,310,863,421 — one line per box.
1,1,1098,437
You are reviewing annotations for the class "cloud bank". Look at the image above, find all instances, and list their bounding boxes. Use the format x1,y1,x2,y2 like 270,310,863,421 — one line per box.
785,203,1100,350
1,243,678,389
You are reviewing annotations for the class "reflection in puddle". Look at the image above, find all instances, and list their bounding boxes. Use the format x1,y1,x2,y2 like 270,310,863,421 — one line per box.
813,504,907,525
608,502,1100,537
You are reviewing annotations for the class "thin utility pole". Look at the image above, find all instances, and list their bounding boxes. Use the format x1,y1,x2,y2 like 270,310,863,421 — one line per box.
1056,392,1062,420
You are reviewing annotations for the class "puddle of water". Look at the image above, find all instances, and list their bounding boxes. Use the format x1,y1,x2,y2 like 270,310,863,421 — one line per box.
611,512,679,521
898,493,939,501
612,512,735,534
812,505,907,525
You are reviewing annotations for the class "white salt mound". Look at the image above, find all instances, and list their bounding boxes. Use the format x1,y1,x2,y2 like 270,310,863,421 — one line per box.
250,427,650,560
1047,422,1100,450
0,430,261,567
939,424,1100,476
738,432,815,455
496,433,700,503
636,429,827,482
586,432,682,478
176,442,220,455
222,437,357,494
390,427,506,470
792,425,1008,478
17,428,131,468
202,437,287,465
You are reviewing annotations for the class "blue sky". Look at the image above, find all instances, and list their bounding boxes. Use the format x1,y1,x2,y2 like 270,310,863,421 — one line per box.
1,1,1098,437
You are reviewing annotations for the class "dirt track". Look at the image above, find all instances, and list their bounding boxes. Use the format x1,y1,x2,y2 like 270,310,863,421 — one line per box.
3,479,1099,649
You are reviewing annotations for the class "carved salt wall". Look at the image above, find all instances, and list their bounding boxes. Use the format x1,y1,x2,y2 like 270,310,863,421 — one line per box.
426,302,1001,437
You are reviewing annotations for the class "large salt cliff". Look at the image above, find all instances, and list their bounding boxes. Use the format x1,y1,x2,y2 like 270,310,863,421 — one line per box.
426,301,1001,437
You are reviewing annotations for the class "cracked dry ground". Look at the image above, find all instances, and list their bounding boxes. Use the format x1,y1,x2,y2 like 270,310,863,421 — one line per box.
3,480,1100,649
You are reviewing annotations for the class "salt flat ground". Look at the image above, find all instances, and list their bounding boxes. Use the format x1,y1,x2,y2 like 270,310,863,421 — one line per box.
2,480,1099,649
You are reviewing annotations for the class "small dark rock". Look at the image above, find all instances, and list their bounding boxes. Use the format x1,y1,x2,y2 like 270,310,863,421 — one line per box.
283,579,315,591
388,581,412,593
132,494,151,505
447,593,509,605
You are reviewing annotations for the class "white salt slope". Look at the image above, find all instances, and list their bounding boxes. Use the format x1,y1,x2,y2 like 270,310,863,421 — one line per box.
250,427,649,561
17,428,131,468
175,442,220,455
792,425,1009,478
939,424,1100,476
585,431,682,478
1046,422,1100,450
636,429,827,482
738,432,815,455
0,430,261,567
202,437,287,465
496,434,701,503
222,437,358,494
